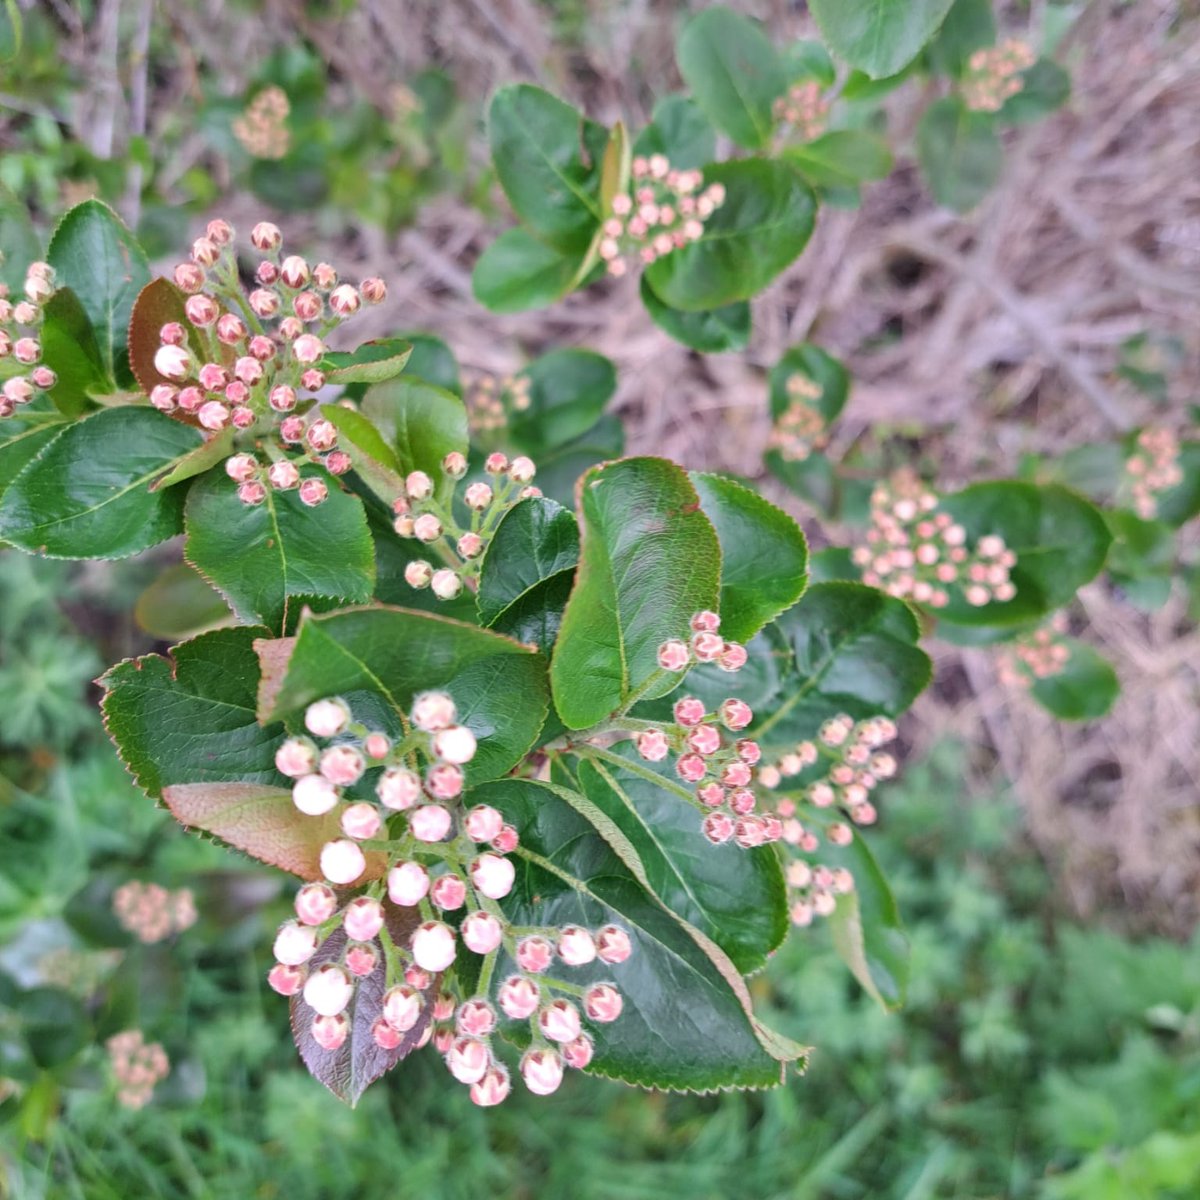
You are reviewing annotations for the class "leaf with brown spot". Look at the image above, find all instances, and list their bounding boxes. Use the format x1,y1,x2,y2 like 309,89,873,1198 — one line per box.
127,277,197,395
253,636,298,722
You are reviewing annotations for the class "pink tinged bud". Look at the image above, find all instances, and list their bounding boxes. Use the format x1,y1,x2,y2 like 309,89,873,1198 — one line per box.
562,1033,594,1070
736,739,761,764
215,314,247,345
412,921,457,972
828,822,853,846
321,745,365,790
192,237,220,267
198,401,230,431
206,218,234,245
516,936,553,974
292,773,339,816
492,824,519,854
539,999,582,1044
234,355,264,385
184,294,219,326
30,366,56,390
364,733,390,760
148,384,178,412
174,262,205,292
329,284,360,315
320,838,366,886
719,642,748,672
721,761,752,787
457,531,483,559
324,450,352,476
470,853,515,900
250,221,281,251
377,767,422,811
464,481,493,510
431,874,467,911
521,1048,565,1096
433,724,477,765
249,288,280,319
673,696,706,726
719,699,753,731
411,804,453,843
596,925,633,965
405,559,433,589
197,362,227,391
225,453,259,484
509,456,536,483
425,763,464,802
154,344,191,381
388,861,431,906
11,301,37,324
584,984,623,1023
2,377,32,404
311,1013,349,1051
434,1028,454,1054
498,975,541,1020
237,480,267,506
268,460,300,491
12,336,40,363
758,765,782,789
657,640,690,671
702,812,735,844
413,692,457,732
299,477,328,507
383,984,422,1032
636,729,670,762
433,992,457,1023
361,277,387,304
273,920,319,965
280,256,310,289
686,724,722,757
413,513,443,543
557,926,597,966
469,1063,511,1107
293,290,323,321
484,452,508,475
457,1000,497,1038
734,816,767,849
303,370,328,391
268,962,306,996
342,896,385,943
295,882,337,926
346,943,378,977
306,420,337,453
676,753,706,783
230,404,255,429
292,333,324,363
442,450,467,477
305,698,350,737
431,569,463,601
270,384,297,412
691,631,723,661
341,802,382,841
257,261,280,286
697,782,725,808
373,1017,403,1049
461,911,504,954
465,805,504,843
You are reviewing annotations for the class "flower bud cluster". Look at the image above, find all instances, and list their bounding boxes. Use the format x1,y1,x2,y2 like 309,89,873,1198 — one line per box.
962,39,1036,112
462,369,531,437
853,473,1016,607
112,881,198,944
767,373,827,462
106,1030,169,1110
757,714,899,925
1124,426,1183,519
232,85,291,159
996,614,1071,688
396,451,542,606
773,81,829,141
0,260,59,418
598,155,726,278
37,947,122,996
154,219,385,507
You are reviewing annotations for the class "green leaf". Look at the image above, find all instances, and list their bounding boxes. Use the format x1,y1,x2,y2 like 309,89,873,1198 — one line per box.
937,481,1113,625
472,777,807,1090
317,403,405,501
260,606,549,784
185,467,375,634
752,582,932,752
676,7,786,150
631,95,716,169
640,277,750,353
488,84,608,253
1026,639,1120,721
768,343,851,422
925,0,995,76
573,750,787,972
472,228,584,313
0,407,204,559
997,58,1071,125
37,287,108,415
916,96,1003,212
0,416,66,504
1154,441,1200,528
782,40,837,87
551,457,720,729
823,833,909,1010
149,427,234,492
46,199,150,387
0,183,38,292
135,562,233,640
396,333,460,395
689,472,808,642
367,504,476,620
100,626,283,798
810,0,957,78
643,159,816,312
320,338,413,386
507,349,616,453
532,413,626,509
783,131,894,189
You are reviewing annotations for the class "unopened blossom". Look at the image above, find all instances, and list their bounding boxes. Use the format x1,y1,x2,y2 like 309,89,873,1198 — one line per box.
388,861,431,906
107,1030,169,1110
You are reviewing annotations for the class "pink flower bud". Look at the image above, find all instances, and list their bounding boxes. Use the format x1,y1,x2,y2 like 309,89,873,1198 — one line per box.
274,921,319,965
658,640,690,671
325,450,352,476
461,911,504,954
457,999,496,1038
2,377,32,404
234,355,264,385
377,767,421,811
729,788,756,816
465,805,504,843
206,219,234,245
311,1013,349,1050
191,237,220,267
346,942,378,977
360,276,387,303
413,692,457,732
686,724,722,757
197,362,226,391
539,999,582,1044
464,481,493,510
470,853,515,900
305,698,350,737
295,882,337,926
431,569,462,601
12,336,40,363
509,456,536,483
676,753,706,783
298,477,328,507
425,763,464,801
362,733,389,761
268,460,300,491
249,288,280,318
373,1017,403,1049
736,739,761,765
342,896,385,943
184,294,219,326
516,936,553,974
388,861,430,906
521,1048,564,1096
151,386,179,416
702,812,735,844
292,333,324,364
492,824,519,854
215,313,247,345
673,696,706,726
237,480,267,506
230,404,255,429
557,926,597,966
257,260,280,285
484,452,508,475
413,513,443,543
721,761,752,788
321,746,366,791
584,983,623,1023
293,290,323,322
154,344,191,381
690,631,723,661
304,418,338,452
198,401,230,431
320,838,366,885
383,984,422,1032
469,1063,510,1107
412,921,457,972
496,976,539,1021
562,1033,594,1070
596,925,633,964
734,816,767,849
434,992,457,1022
30,366,56,390
404,559,433,590
268,962,306,996
758,765,782,789
718,642,748,672
457,531,484,559
697,782,725,808
225,453,258,484
411,803,453,843
719,699,753,731
251,221,282,251
174,262,204,292
433,725,477,765
434,1028,454,1054
431,874,467,910
341,802,382,841
269,384,297,412
442,451,467,477
329,284,360,315
636,729,669,761
280,256,310,289
292,773,339,816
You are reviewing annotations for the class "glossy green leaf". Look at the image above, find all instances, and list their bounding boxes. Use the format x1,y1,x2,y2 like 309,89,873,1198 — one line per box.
397,333,460,395
916,96,1003,212
631,95,716,169
472,777,807,1090
938,482,1113,625
752,582,931,752
506,349,616,453
472,228,584,313
690,472,808,642
997,59,1070,125
573,749,787,971
644,160,817,312
676,7,786,150
38,287,108,415
766,451,839,519
1027,639,1120,721
320,338,412,386
782,40,837,87
185,467,375,634
0,416,66,503
925,0,995,76
488,84,608,253
260,606,549,783
783,131,893,189
0,406,204,558
0,183,38,291
551,457,720,728
46,199,150,386
811,0,956,78
640,277,751,353
135,562,233,640
317,403,405,501
150,427,234,492
101,626,283,798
